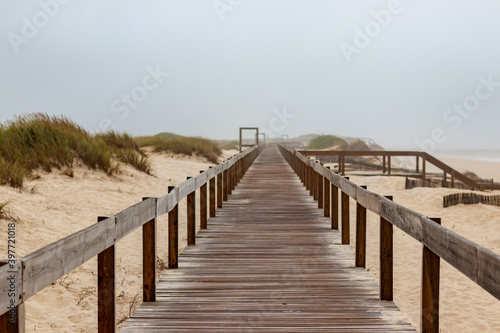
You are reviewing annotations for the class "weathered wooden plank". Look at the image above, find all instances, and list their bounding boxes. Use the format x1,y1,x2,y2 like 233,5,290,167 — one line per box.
200,171,208,229
355,186,367,268
187,177,196,245
97,216,115,333
380,196,394,301
421,217,440,333
168,186,179,269
356,186,380,215
379,198,423,243
178,177,196,201
22,216,116,300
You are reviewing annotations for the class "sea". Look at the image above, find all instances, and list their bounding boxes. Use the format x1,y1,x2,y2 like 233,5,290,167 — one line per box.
434,149,500,163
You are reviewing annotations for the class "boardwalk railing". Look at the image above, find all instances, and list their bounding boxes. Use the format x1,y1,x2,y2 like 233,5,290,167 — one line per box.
298,149,500,190
279,143,500,332
0,144,264,332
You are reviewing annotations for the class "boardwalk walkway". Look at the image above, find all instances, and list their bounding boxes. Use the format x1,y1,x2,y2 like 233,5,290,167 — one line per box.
122,146,416,332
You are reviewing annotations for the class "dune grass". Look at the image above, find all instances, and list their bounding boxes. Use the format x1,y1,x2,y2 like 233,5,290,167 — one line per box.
307,135,347,149
0,113,150,188
219,140,239,150
135,135,222,163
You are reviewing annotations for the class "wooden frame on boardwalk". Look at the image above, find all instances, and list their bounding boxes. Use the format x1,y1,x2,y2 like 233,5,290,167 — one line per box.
279,143,500,332
0,144,264,332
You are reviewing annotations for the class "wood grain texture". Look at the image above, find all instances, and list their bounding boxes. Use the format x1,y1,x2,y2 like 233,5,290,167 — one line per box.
122,146,415,332
22,216,116,300
200,171,208,229
380,196,394,301
421,217,441,333
355,186,367,268
97,216,115,333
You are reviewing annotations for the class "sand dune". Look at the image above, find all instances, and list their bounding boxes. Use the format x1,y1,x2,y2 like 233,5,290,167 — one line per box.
0,149,499,332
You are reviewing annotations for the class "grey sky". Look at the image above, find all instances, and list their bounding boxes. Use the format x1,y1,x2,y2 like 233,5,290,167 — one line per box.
1,0,499,150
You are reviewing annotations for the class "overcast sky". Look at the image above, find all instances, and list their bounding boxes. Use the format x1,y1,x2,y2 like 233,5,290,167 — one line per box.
1,0,499,150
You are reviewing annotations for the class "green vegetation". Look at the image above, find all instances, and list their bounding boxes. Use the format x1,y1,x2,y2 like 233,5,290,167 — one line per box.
156,132,183,138
307,135,347,149
219,140,239,150
135,135,222,163
346,139,370,151
0,113,150,188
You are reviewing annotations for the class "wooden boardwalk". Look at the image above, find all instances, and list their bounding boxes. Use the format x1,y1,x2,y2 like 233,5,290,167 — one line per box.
122,147,416,332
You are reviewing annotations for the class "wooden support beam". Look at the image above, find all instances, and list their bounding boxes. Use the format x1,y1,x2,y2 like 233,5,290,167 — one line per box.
200,171,208,229
387,155,391,176
317,168,323,209
142,198,156,303
209,173,216,217
323,168,330,217
380,195,393,301
168,186,178,269
223,169,228,201
98,215,115,333
217,172,223,208
421,217,441,333
187,177,196,245
341,176,350,245
355,186,367,268
331,182,339,230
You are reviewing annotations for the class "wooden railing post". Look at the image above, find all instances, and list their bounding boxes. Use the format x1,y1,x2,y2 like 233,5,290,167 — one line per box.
313,164,319,201
230,163,235,193
233,162,237,190
380,195,393,301
0,261,24,333
217,172,223,208
355,186,367,267
317,166,323,209
142,198,156,302
187,177,196,245
341,176,350,245
416,156,420,173
422,155,426,181
309,165,315,196
210,171,216,217
97,215,115,333
200,171,208,229
323,167,330,217
223,168,228,201
387,155,392,176
383,155,386,173
168,186,178,269
305,163,310,190
421,217,441,333
331,179,339,230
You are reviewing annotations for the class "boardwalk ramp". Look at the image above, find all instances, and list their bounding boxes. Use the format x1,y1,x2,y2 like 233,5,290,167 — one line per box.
122,146,415,332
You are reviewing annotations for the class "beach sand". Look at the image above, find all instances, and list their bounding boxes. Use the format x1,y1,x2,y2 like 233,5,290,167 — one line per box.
0,148,499,332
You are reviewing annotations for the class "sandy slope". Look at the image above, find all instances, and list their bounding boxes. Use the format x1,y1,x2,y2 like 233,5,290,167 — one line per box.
0,149,499,332
0,150,225,332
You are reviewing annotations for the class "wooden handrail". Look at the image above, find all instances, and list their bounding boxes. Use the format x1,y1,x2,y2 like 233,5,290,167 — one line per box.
0,144,264,331
298,149,500,190
279,143,500,331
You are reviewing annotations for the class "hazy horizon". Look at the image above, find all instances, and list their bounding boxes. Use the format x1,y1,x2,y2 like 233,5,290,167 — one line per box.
1,1,499,152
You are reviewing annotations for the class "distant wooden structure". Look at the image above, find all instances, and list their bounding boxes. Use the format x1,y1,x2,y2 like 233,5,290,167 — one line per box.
299,150,500,191
239,127,259,152
443,193,500,208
